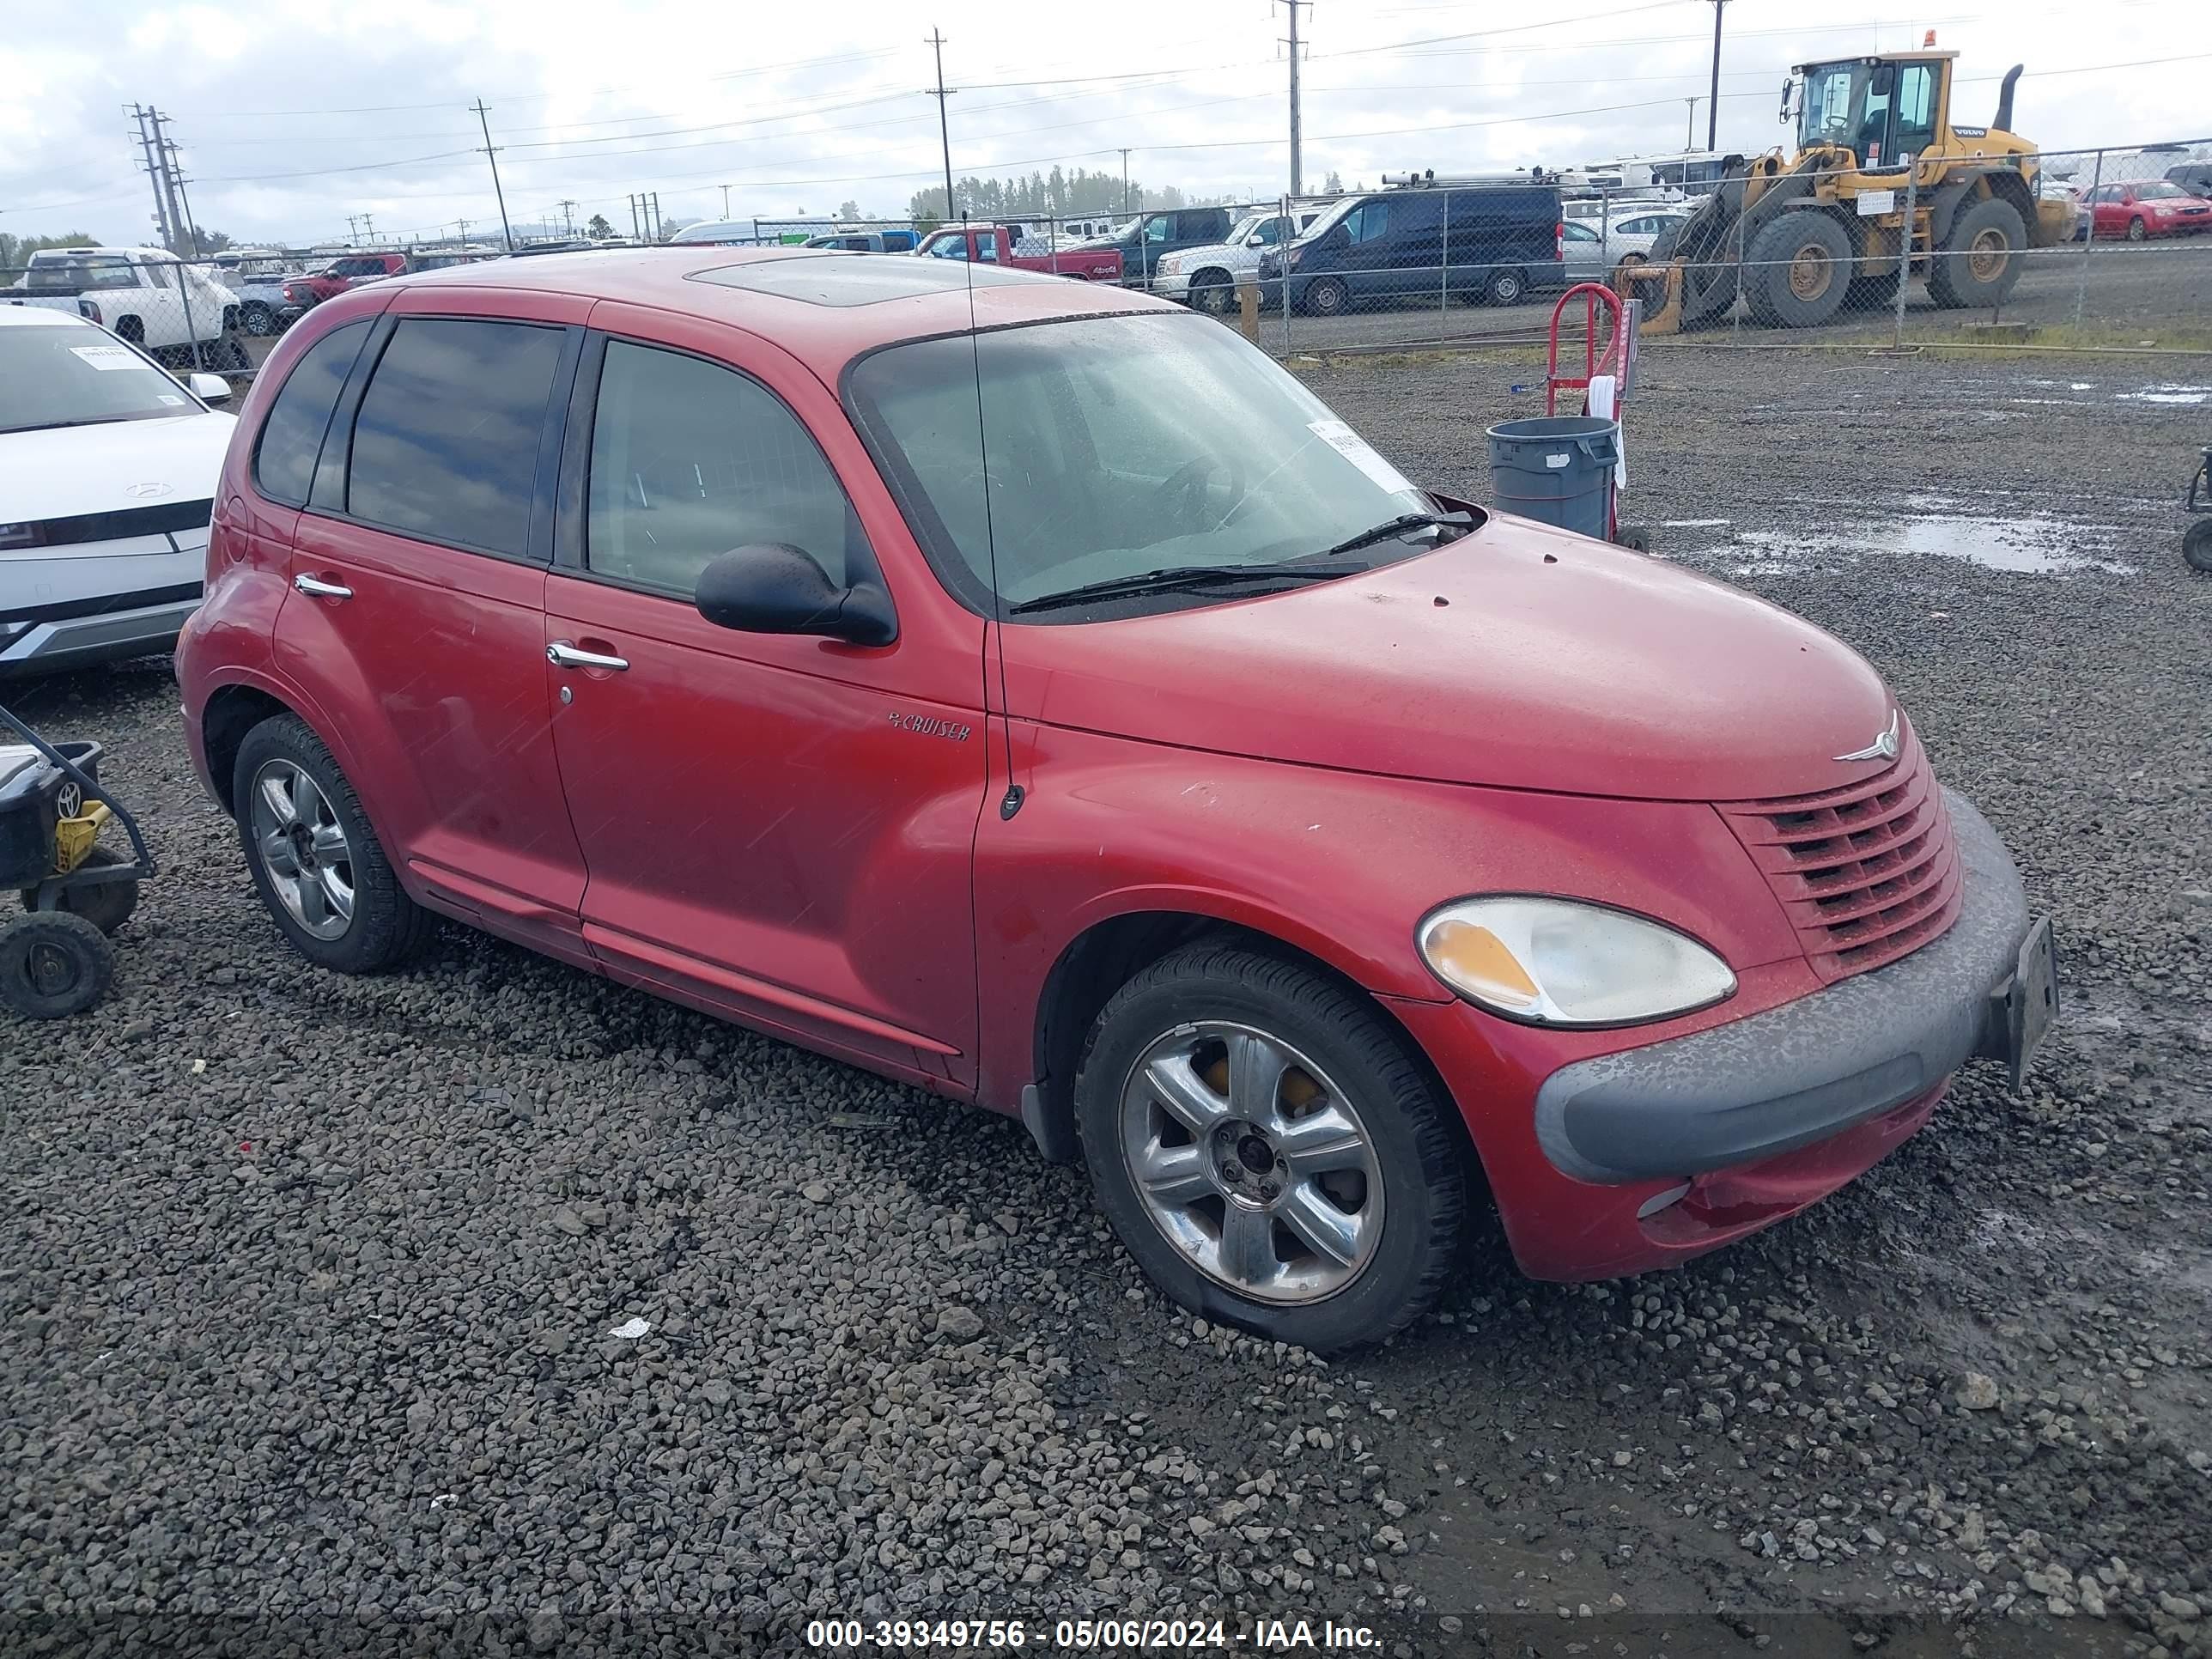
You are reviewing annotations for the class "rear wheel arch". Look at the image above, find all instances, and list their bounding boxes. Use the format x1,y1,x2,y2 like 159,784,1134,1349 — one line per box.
1026,910,1478,1182
115,315,144,343
201,684,293,813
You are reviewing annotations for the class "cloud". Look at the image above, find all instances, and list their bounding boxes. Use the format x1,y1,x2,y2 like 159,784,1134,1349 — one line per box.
1,0,2197,249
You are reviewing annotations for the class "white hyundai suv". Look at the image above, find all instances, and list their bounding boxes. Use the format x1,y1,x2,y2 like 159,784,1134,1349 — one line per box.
0,308,235,678
1153,207,1325,313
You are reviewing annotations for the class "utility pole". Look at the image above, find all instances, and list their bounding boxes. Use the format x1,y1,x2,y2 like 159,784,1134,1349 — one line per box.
648,192,661,241
129,105,177,251
720,184,734,218
457,216,471,245
559,198,575,235
1119,149,1133,216
1279,0,1309,197
361,212,375,244
471,99,516,252
1685,97,1701,149
1705,0,1726,152
153,112,201,256
629,195,642,240
925,30,957,220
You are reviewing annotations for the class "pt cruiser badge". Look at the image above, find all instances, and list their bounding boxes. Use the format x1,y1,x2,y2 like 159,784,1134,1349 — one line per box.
887,711,972,743
1834,709,1901,763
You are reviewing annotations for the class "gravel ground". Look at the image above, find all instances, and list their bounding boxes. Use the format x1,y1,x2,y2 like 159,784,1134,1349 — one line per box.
3,346,2209,1659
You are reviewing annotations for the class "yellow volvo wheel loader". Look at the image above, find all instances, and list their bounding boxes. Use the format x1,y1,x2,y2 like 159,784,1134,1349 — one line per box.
1638,53,2075,331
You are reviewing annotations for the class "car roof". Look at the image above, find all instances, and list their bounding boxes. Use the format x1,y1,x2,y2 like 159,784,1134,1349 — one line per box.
344,246,1170,380
0,305,95,330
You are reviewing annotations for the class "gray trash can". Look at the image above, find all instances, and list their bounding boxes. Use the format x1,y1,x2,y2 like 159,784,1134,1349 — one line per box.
1485,416,1620,540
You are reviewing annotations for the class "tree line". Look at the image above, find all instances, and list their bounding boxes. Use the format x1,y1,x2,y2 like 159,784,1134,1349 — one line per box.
906,166,1228,226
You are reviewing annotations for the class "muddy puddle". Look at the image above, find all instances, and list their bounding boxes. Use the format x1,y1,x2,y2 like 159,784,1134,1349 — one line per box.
1684,512,2138,577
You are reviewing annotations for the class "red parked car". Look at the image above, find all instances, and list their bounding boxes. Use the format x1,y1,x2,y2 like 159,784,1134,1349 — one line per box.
913,224,1122,283
176,248,2055,1350
283,252,409,311
2084,180,2212,240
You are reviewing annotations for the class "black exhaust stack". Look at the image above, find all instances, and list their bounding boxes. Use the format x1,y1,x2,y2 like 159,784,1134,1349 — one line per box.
1994,65,2023,132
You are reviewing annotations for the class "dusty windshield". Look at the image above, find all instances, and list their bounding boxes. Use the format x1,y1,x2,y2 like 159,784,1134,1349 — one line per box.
1799,64,1873,150
0,327,203,434
846,313,1456,617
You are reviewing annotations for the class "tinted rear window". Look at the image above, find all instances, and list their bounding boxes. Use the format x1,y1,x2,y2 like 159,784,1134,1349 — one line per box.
252,320,372,506
344,318,564,557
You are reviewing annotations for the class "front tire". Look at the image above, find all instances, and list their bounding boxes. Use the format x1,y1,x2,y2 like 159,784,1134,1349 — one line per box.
0,911,115,1019
1074,942,1468,1352
240,301,276,337
233,714,428,974
1745,211,1853,328
2126,216,2148,242
1483,268,1528,306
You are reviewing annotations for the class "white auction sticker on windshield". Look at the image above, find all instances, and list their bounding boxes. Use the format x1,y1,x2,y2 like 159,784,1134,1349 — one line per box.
1308,420,1414,495
70,345,138,371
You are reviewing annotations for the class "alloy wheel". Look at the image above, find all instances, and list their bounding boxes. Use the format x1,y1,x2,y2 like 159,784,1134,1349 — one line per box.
249,759,356,940
1118,1022,1384,1304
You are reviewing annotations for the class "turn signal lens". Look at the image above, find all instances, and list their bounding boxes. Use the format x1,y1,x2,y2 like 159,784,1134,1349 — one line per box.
1417,896,1736,1026
1421,920,1543,1014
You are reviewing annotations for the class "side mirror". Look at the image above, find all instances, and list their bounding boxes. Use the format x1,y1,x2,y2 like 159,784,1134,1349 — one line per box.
1778,76,1795,123
188,373,232,404
695,544,896,647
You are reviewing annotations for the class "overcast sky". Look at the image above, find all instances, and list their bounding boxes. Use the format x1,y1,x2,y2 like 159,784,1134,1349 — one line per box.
1,0,2200,249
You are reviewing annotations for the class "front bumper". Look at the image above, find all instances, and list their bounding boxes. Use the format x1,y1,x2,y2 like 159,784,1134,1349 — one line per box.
0,590,203,677
1393,789,2048,1280
1152,270,1194,301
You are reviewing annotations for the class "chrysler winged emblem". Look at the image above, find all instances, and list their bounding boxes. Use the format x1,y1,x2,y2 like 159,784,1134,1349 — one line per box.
1833,710,1900,764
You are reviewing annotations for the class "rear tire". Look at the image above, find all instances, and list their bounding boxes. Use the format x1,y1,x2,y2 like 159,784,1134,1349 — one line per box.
0,911,115,1019
115,316,144,344
233,714,428,975
1745,211,1852,328
1073,941,1468,1352
21,846,140,935
1929,198,2029,309
1303,276,1348,316
240,301,276,336
2184,518,2212,574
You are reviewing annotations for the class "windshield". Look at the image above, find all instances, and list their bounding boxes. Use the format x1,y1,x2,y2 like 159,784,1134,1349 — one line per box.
1799,62,1874,151
0,327,203,434
26,254,139,293
846,313,1442,617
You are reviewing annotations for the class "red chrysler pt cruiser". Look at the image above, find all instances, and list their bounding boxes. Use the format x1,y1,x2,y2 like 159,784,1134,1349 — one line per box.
176,248,2055,1351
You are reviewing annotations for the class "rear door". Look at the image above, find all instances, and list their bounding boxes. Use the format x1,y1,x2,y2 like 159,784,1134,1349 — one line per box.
544,307,988,1086
273,289,593,962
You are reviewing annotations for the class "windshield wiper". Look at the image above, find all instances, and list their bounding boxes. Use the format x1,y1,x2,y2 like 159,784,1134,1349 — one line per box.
1321,510,1474,558
0,416,143,434
1005,560,1370,615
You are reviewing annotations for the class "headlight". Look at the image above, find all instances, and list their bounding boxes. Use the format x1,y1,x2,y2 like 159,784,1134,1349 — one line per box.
1285,246,1304,269
1417,896,1735,1026
1158,255,1185,274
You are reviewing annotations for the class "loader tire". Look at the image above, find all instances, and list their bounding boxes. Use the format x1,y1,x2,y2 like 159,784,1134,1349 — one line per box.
1929,198,2027,310
1745,212,1852,329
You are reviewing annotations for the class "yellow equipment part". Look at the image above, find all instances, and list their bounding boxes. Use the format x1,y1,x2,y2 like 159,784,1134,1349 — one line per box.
53,801,112,875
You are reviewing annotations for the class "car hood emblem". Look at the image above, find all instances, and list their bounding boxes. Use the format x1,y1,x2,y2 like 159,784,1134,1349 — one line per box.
1833,710,1900,763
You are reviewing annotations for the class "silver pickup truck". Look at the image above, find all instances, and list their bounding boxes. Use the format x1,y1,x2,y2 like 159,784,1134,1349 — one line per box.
5,248,246,367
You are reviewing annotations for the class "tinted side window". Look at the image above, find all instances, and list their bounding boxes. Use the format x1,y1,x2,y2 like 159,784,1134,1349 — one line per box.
586,340,870,598
346,318,564,557
253,319,373,506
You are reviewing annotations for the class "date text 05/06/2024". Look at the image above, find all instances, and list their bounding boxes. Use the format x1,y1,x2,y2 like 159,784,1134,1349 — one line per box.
804,1617,1381,1650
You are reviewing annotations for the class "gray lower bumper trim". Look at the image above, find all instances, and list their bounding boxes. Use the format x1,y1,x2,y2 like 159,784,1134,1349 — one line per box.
0,596,200,675
1534,789,2033,1185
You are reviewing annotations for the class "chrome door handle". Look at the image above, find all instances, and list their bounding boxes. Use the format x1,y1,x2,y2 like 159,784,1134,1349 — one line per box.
293,574,353,600
546,641,629,672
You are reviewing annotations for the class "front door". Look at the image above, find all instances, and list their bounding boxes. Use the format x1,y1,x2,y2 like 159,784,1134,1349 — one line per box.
544,318,988,1086
274,302,592,961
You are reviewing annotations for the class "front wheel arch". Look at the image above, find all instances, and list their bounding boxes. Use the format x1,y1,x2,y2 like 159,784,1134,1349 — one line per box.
1026,910,1479,1188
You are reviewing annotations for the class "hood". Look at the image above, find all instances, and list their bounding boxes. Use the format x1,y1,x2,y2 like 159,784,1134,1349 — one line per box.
999,514,1895,803
0,412,233,526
